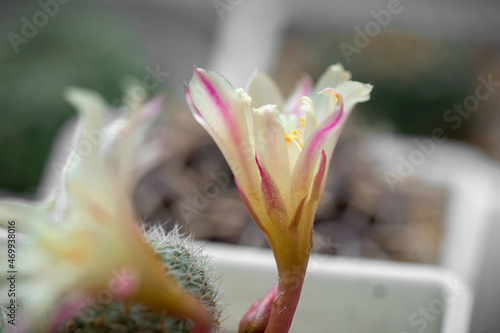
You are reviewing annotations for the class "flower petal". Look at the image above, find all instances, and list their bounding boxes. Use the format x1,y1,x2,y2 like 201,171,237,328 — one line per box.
287,195,307,231
185,84,208,128
189,68,260,196
336,81,373,115
0,200,52,232
284,74,313,117
185,84,235,159
64,88,107,175
252,104,290,203
291,89,343,205
286,138,302,170
299,97,319,144
235,179,268,235
321,82,372,160
109,98,163,188
248,72,284,110
309,150,328,203
311,64,351,122
255,155,289,225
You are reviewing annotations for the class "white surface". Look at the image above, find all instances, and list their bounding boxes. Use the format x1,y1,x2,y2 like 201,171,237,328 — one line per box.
204,242,472,333
365,134,500,285
469,212,500,332
365,133,500,333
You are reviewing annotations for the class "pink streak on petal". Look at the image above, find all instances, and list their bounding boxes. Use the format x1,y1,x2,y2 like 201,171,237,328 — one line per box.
255,155,285,212
302,89,344,164
291,89,342,204
192,68,259,196
310,150,327,202
286,74,313,117
194,68,238,137
235,178,267,233
288,194,308,230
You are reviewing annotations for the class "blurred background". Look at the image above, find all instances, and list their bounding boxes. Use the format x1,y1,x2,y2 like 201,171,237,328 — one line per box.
1,0,500,331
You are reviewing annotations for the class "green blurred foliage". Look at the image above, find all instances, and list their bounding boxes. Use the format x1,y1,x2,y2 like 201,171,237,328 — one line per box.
0,2,153,194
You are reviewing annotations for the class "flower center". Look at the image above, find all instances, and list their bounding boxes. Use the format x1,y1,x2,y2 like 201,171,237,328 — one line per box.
284,116,306,147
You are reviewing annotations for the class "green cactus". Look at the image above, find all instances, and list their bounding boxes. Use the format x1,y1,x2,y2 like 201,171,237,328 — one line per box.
1,226,223,333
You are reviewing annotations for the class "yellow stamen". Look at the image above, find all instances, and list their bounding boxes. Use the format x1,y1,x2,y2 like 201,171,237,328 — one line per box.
300,117,306,127
285,135,291,142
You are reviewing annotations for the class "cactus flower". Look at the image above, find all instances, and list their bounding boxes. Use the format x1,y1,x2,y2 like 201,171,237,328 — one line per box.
186,64,372,333
0,88,212,332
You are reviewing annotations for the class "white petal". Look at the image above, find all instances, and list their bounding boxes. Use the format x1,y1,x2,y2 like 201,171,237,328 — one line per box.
0,200,53,232
336,81,373,114
252,105,290,202
279,114,298,134
189,68,260,197
64,88,107,175
284,74,313,117
311,64,352,122
286,139,302,170
248,72,284,110
299,97,319,143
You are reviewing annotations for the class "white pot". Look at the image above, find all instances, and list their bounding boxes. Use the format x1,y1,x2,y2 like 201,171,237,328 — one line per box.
204,242,472,333
365,134,500,332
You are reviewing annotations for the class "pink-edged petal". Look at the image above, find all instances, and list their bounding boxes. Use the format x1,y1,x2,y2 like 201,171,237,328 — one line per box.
284,74,313,118
255,155,289,225
288,195,308,230
248,72,284,110
293,152,326,235
190,68,249,143
189,68,259,195
235,178,267,234
185,84,225,144
321,82,372,160
291,89,343,205
309,150,328,203
185,83,238,152
300,90,343,164
252,105,290,202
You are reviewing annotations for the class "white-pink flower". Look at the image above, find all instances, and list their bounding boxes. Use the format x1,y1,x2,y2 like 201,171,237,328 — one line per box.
186,64,372,332
0,87,212,332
